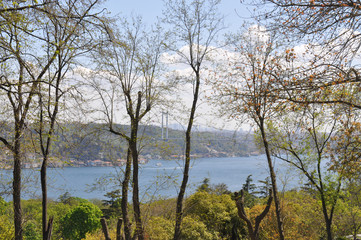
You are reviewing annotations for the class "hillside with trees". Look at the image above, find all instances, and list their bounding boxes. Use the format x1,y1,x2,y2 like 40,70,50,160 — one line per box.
0,123,258,169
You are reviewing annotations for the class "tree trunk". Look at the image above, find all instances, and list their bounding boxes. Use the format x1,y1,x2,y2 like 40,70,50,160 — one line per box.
130,120,144,240
122,148,132,240
325,219,333,240
235,189,273,240
130,139,143,240
117,218,123,240
259,119,285,240
13,134,22,240
41,158,52,240
320,195,333,240
101,217,111,240
174,73,200,240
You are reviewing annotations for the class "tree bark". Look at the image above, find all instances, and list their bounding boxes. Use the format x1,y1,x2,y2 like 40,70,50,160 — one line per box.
101,217,111,240
174,72,200,240
117,218,123,240
41,158,53,240
130,92,144,240
235,189,273,240
13,138,22,240
122,148,132,240
320,194,333,240
259,118,285,240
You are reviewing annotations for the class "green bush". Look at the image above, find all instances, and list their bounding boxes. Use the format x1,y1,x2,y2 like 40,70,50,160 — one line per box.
180,216,214,240
185,191,242,238
60,202,102,240
0,215,14,240
23,221,41,240
147,216,173,240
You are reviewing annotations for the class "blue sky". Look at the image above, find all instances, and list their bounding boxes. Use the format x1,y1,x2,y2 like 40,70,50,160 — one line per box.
103,0,255,32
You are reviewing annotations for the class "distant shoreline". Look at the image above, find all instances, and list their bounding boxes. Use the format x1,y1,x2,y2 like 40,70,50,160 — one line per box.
0,152,262,170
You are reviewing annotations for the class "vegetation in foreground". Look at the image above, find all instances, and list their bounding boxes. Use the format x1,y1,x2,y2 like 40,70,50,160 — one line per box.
1,177,361,240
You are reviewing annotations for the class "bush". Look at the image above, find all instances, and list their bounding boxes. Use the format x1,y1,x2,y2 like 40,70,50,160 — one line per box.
60,202,102,240
23,221,41,240
185,191,242,238
146,216,173,240
180,216,214,240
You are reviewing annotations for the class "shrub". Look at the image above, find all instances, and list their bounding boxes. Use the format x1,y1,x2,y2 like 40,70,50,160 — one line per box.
60,202,102,240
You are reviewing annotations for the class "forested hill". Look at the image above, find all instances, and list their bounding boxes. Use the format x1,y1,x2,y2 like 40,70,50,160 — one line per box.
0,122,259,167
51,123,259,163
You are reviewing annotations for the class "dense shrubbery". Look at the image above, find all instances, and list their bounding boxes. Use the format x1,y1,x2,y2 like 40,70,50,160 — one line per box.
0,195,102,240
1,179,361,239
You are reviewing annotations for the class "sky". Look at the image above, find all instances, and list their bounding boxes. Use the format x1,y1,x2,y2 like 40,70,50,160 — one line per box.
103,0,255,32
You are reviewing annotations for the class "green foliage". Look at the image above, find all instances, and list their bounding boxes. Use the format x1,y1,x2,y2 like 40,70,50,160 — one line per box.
0,197,7,215
180,216,214,240
22,200,42,240
197,177,211,192
102,189,122,219
241,175,258,207
146,216,174,240
242,174,256,193
197,178,231,195
23,222,41,240
0,215,14,240
59,192,89,206
185,191,244,239
60,202,102,240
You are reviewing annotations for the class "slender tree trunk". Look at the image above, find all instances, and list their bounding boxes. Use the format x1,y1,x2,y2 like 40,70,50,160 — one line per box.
117,218,123,240
259,118,285,240
13,135,22,240
320,195,333,240
122,148,132,240
101,217,111,240
41,158,48,240
130,121,144,240
41,156,53,240
325,219,333,240
174,73,200,240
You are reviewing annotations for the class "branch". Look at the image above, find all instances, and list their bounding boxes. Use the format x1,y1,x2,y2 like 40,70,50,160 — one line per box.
0,2,50,14
255,189,273,231
109,126,130,142
0,136,14,152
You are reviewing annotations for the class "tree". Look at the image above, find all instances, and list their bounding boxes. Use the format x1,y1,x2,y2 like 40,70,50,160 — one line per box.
88,16,166,240
102,189,122,219
162,1,224,238
267,103,348,240
209,25,286,239
235,189,273,240
60,202,102,240
339,179,361,240
257,0,361,110
31,1,103,239
261,0,361,57
0,1,101,239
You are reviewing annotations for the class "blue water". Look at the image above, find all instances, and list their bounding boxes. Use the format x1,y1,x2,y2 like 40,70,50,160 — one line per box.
0,155,296,201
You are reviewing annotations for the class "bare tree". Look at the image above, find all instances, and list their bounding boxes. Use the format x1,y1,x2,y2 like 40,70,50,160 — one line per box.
0,1,101,239
161,1,225,239
255,0,361,109
209,25,287,239
88,16,166,240
267,102,351,240
33,1,103,239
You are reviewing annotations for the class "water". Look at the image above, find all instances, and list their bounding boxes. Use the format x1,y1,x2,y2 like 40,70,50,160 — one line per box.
1,155,296,201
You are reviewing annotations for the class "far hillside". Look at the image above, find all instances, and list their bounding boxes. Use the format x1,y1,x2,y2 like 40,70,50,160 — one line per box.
0,122,259,168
